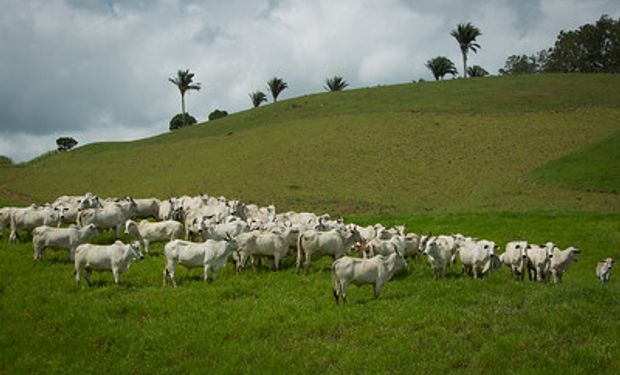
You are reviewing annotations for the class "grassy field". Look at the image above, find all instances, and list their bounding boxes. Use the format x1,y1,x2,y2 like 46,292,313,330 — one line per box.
0,213,619,374
1,74,620,373
0,74,619,213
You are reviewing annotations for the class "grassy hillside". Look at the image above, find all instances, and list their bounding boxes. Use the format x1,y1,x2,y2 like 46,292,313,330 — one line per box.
529,130,620,194
1,74,619,214
1,213,619,374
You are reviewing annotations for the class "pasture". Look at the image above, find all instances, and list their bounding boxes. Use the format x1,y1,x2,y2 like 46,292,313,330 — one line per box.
1,74,619,373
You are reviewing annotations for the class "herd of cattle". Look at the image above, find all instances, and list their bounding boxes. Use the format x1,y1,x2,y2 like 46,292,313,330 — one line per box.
0,192,615,302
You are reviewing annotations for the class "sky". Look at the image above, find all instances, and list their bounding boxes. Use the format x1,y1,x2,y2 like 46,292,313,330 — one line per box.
1,0,619,162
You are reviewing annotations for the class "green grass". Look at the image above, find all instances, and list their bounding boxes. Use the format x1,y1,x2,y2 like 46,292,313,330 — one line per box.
1,74,619,214
1,213,619,374
529,130,620,194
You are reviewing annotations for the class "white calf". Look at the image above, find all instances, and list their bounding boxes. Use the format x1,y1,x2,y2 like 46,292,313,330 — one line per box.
596,258,614,284
501,241,529,280
458,239,499,279
526,242,555,283
163,237,239,287
423,236,453,279
33,224,99,261
74,240,143,286
332,251,407,303
133,198,161,219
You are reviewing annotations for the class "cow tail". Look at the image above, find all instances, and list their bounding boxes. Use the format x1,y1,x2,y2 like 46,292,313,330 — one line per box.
331,261,339,303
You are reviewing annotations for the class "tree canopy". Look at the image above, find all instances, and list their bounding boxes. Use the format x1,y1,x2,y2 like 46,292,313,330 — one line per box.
450,22,482,78
324,76,349,91
425,56,458,80
249,91,268,108
267,77,288,102
56,137,78,152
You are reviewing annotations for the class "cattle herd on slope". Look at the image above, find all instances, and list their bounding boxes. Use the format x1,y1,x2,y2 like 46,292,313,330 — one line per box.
0,193,615,302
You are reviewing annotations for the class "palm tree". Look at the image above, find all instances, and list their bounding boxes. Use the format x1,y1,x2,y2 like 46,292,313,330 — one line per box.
249,91,268,108
466,65,489,77
425,56,458,81
168,69,201,127
267,77,288,102
324,76,349,91
450,22,482,78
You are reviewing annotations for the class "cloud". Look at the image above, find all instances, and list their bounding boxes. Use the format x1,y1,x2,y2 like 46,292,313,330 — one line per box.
0,0,619,161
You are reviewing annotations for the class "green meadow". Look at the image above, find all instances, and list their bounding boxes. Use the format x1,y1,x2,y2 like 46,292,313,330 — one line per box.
1,74,619,373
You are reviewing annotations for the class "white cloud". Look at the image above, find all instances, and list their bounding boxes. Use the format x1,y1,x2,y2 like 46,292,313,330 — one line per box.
0,0,619,162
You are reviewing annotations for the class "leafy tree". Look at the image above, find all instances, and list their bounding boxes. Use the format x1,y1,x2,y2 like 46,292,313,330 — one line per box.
267,77,288,102
56,137,78,152
324,76,349,91
169,113,197,131
168,69,201,128
425,56,458,80
208,109,228,121
466,65,489,77
498,51,548,75
450,22,482,78
249,91,268,108
545,15,620,73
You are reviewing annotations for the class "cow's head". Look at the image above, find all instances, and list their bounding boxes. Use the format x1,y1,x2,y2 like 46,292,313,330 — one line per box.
130,241,144,260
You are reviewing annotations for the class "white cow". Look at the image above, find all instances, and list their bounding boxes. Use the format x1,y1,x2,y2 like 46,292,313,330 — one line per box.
74,240,143,286
458,239,500,278
549,246,580,284
32,223,99,261
124,219,184,253
163,237,239,287
200,218,248,241
296,227,362,273
133,198,161,219
423,236,453,279
236,227,300,271
596,258,614,284
332,251,408,303
526,242,555,283
77,198,137,238
158,198,184,221
0,207,13,238
500,241,529,280
9,205,64,243
52,193,101,224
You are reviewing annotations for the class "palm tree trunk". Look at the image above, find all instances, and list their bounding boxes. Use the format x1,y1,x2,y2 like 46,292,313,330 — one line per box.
181,93,186,128
462,52,468,78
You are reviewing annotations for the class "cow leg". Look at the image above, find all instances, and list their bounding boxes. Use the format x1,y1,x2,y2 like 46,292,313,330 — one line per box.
304,252,312,274
144,240,150,254
85,270,92,286
112,268,120,284
115,225,122,239
374,281,383,299
333,279,340,304
341,281,348,303
204,265,210,281
273,255,280,271
75,267,81,283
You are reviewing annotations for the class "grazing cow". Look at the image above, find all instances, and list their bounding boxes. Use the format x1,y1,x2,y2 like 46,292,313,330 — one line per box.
124,219,184,253
526,242,555,283
332,251,408,303
0,207,12,238
296,227,362,273
77,198,137,238
549,246,580,284
500,241,529,280
458,239,500,278
163,237,239,287
33,223,99,261
423,236,453,279
133,198,161,219
236,227,300,271
9,205,64,243
596,258,614,284
74,240,143,286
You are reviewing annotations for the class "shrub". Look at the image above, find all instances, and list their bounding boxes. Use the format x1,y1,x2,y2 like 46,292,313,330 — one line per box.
56,137,78,152
0,155,13,167
169,113,197,131
208,109,228,121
